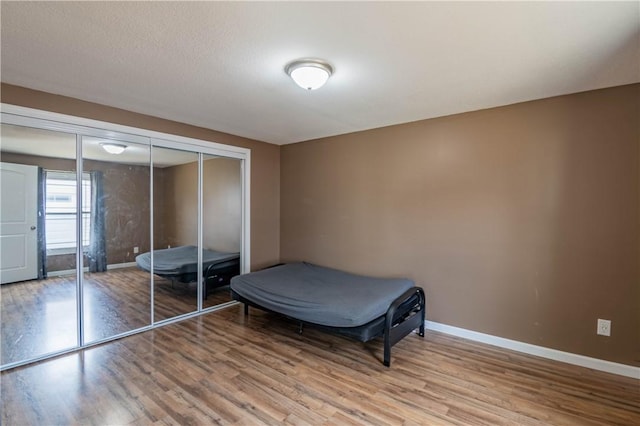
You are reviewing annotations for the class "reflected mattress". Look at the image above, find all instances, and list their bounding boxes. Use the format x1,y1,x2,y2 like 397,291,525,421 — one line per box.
135,245,239,278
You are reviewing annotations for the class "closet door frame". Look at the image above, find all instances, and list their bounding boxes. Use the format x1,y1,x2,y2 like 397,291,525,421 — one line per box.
0,104,251,371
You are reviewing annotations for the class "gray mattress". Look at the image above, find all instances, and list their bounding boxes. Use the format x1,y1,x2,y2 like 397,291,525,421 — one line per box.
135,245,239,276
230,262,415,327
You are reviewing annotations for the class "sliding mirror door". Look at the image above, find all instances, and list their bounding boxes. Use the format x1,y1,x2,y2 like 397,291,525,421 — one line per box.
201,155,242,309
152,146,199,321
0,124,79,365
1,104,250,370
81,137,152,343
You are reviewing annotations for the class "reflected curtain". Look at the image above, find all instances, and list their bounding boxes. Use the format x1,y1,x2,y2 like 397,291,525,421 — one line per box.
37,168,47,279
88,171,107,272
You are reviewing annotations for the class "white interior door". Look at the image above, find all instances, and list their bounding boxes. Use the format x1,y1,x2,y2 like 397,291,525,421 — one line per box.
0,162,39,284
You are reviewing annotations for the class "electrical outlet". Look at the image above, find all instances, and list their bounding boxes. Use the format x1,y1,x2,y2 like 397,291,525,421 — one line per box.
597,319,611,336
133,246,139,254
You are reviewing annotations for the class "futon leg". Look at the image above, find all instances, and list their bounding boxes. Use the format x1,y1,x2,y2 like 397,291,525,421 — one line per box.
382,286,426,367
383,337,391,367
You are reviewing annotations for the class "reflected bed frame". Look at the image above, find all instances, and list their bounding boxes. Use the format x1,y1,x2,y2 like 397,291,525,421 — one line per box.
135,245,240,297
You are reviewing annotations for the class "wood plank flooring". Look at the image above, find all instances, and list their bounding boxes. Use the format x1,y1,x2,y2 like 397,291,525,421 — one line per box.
2,304,638,425
1,268,232,365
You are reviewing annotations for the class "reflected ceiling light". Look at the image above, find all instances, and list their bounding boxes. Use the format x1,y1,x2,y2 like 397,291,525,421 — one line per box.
285,59,333,90
100,143,127,155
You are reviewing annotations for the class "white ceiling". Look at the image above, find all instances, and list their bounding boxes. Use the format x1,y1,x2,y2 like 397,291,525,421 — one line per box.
1,2,638,145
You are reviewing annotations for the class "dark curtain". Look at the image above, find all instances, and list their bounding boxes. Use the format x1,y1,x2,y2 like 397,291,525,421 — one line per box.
88,171,107,272
37,168,47,279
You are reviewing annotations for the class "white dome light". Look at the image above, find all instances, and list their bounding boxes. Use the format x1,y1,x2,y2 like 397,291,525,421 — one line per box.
100,143,127,155
285,59,333,90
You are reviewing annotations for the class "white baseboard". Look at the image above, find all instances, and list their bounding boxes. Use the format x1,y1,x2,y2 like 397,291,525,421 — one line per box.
107,262,137,270
47,262,137,277
425,320,640,379
47,268,86,277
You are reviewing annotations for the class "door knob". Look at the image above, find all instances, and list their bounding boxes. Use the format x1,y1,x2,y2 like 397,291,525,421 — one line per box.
30,226,36,230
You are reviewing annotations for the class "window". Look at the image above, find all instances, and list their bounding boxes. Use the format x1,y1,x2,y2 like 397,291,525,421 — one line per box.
45,171,91,252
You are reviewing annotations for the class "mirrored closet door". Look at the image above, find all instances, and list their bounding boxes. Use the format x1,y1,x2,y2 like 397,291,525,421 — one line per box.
151,146,199,322
0,124,79,365
0,106,249,371
201,154,242,309
81,136,152,344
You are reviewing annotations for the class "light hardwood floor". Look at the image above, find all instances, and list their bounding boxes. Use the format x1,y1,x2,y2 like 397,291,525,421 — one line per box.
1,268,232,365
1,304,638,425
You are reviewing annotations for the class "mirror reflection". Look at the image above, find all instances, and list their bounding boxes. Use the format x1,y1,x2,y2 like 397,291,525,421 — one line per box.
150,146,199,321
1,124,245,368
82,137,152,343
201,155,241,309
0,124,79,365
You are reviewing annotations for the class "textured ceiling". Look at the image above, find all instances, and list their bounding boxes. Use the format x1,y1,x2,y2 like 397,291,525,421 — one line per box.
0,123,200,168
1,2,638,145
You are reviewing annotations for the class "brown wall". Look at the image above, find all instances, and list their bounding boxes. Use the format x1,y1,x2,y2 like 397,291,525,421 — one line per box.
281,84,640,366
203,157,242,252
152,166,169,250
1,83,280,270
162,161,198,248
159,157,241,252
89,159,151,265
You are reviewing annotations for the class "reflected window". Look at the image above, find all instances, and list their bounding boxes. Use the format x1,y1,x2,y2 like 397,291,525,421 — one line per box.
45,171,91,253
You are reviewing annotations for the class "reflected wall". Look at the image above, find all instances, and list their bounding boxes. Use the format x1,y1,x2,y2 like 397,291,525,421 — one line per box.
152,147,198,321
82,137,152,343
202,155,241,309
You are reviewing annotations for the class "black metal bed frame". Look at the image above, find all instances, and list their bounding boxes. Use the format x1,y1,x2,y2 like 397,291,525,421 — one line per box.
231,286,425,367
157,260,240,299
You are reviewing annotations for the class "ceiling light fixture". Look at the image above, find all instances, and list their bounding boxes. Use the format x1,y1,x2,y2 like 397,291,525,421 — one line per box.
285,59,333,90
100,143,127,155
